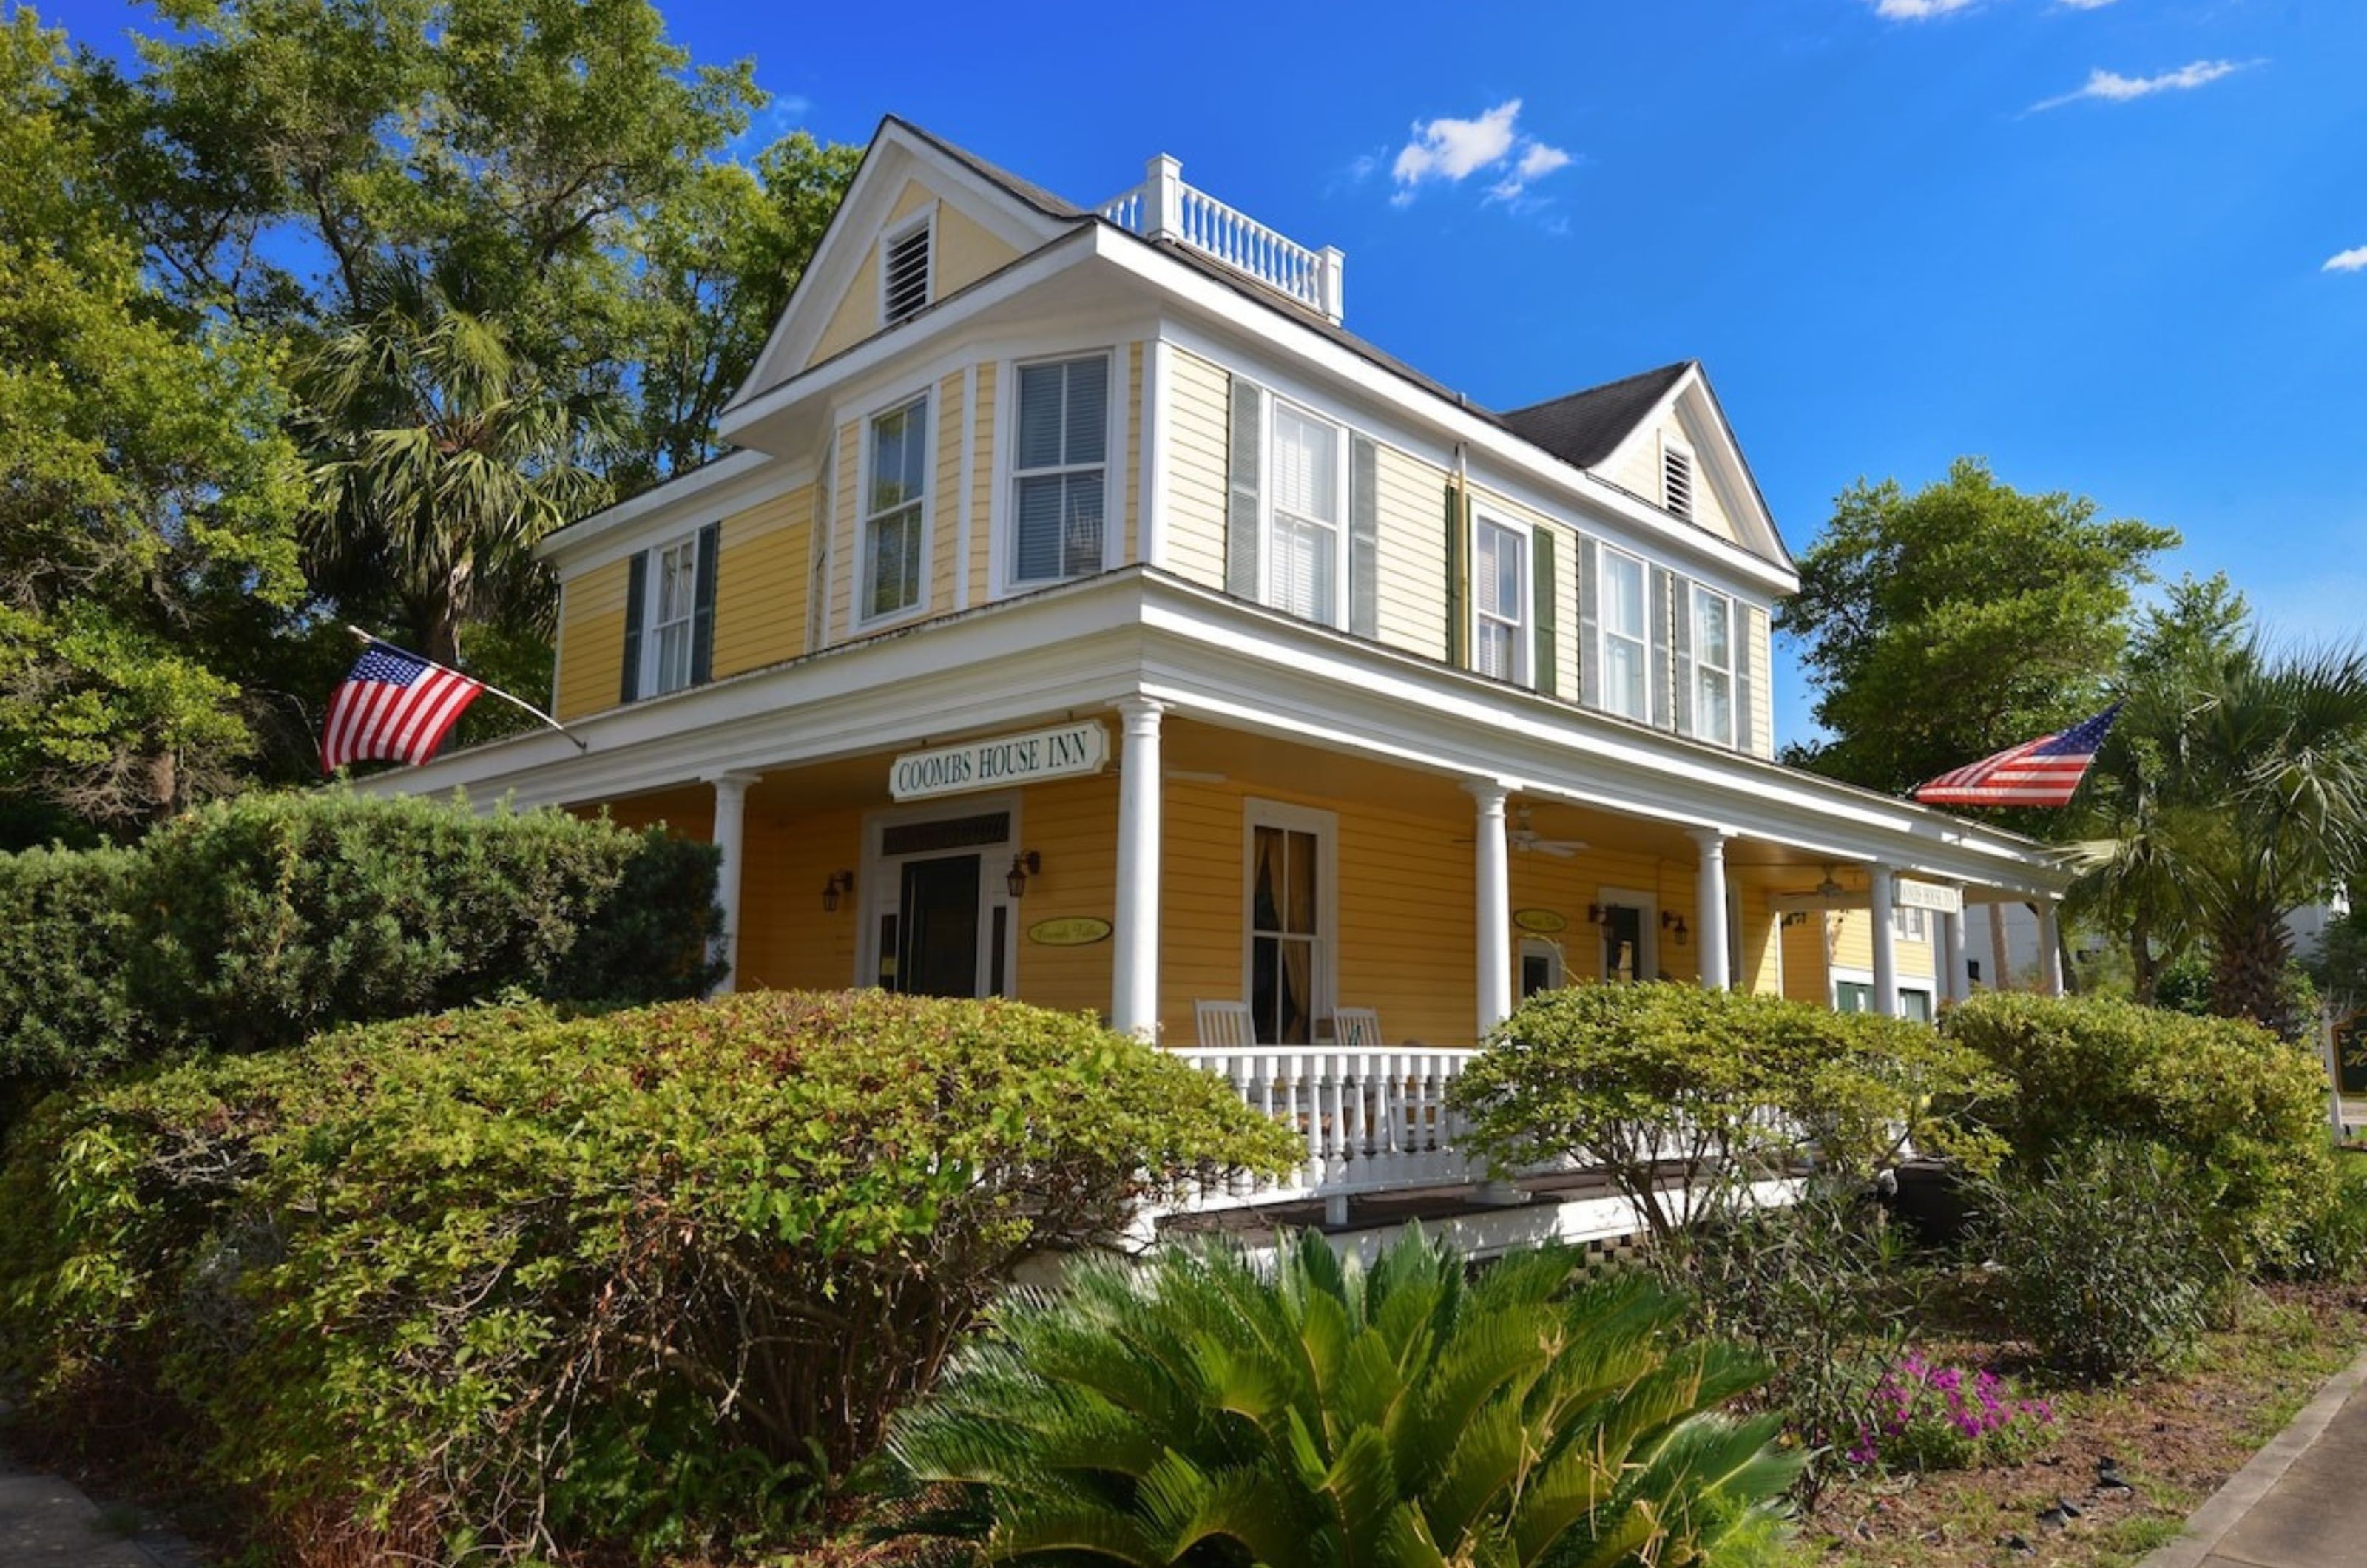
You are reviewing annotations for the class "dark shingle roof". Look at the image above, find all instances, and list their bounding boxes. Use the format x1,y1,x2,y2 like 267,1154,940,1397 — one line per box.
1496,362,1695,470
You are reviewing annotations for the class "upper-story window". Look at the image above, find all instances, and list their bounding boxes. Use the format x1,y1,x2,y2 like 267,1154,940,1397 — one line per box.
1473,513,1528,685
1690,584,1735,746
1891,905,1931,944
1600,546,1650,721
648,533,700,695
880,214,933,326
1268,402,1344,623
863,394,929,622
1010,355,1109,585
1662,439,1695,521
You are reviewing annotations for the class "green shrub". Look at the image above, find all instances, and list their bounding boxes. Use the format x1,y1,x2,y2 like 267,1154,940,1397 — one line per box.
891,1226,1800,1568
1942,991,2333,1270
0,992,1300,1564
2282,1153,2367,1283
0,845,141,1111
1971,1140,2231,1383
1453,982,2002,1242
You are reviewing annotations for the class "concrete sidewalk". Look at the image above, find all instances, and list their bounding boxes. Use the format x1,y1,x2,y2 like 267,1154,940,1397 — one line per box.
0,1456,200,1567
2141,1346,2367,1568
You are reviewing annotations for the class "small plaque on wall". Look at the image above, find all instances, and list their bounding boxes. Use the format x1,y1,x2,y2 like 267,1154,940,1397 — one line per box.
1027,916,1112,947
1513,908,1569,934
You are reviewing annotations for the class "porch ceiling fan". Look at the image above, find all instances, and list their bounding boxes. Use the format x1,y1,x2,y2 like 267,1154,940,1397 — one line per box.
1459,806,1586,858
1773,865,1853,903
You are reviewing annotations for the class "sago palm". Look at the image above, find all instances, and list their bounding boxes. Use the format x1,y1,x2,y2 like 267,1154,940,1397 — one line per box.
890,1227,1799,1568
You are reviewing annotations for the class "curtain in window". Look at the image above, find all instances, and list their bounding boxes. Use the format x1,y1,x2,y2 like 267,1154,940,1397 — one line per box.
1250,825,1317,1044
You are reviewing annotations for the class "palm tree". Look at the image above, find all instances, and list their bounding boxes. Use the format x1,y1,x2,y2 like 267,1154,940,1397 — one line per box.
299,266,612,667
891,1227,1798,1568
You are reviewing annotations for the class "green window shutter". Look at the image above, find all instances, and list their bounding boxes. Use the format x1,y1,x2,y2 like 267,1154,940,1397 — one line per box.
690,521,720,686
619,549,649,705
1735,604,1756,754
1649,563,1674,731
1349,435,1378,638
1671,574,1694,737
1444,482,1470,667
1532,528,1557,696
1226,376,1263,601
1577,535,1601,709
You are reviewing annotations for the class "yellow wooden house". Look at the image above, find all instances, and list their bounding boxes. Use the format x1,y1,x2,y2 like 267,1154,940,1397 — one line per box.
365,119,2067,1231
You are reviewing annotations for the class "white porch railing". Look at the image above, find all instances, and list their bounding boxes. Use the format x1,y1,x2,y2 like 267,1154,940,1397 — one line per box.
1173,1045,1479,1213
1099,155,1345,323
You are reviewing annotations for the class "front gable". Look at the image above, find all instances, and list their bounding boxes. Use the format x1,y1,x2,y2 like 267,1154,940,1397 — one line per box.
732,121,1079,404
1592,368,1791,566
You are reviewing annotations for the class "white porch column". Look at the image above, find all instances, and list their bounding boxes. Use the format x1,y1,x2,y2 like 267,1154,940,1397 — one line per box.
1868,862,1900,1018
1690,828,1732,990
706,771,762,994
1466,780,1513,1039
1111,698,1166,1038
2037,899,2066,997
1939,900,1968,1007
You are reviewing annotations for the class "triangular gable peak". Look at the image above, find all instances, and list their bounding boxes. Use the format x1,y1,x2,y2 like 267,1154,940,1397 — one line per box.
731,119,1081,405
1588,365,1790,566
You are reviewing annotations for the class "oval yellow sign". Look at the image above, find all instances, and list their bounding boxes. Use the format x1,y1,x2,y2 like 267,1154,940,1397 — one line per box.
1027,916,1112,947
1513,908,1568,934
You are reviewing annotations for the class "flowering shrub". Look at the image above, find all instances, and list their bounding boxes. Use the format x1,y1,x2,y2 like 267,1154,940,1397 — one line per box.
1846,1354,2054,1472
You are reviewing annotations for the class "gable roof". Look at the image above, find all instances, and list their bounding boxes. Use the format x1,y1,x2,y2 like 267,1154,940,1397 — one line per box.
1496,362,1695,469
888,115,1089,223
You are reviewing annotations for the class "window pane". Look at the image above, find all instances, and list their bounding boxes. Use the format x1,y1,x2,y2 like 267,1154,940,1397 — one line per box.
1064,357,1107,465
1271,516,1335,621
1252,826,1281,930
1698,669,1733,743
1286,829,1316,934
1607,636,1647,719
1016,365,1064,470
871,406,912,511
1060,473,1104,576
1696,590,1731,667
1605,553,1644,638
1013,475,1064,581
868,504,922,618
1272,406,1337,521
899,401,928,495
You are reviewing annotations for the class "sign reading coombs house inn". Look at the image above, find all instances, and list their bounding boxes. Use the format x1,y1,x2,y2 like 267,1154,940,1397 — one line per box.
889,721,1109,802
1895,878,1965,915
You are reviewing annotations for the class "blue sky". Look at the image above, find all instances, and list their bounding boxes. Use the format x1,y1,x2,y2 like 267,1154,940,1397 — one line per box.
55,0,2367,737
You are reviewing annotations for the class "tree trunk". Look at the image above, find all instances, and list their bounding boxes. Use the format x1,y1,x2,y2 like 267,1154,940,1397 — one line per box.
2214,910,2297,1041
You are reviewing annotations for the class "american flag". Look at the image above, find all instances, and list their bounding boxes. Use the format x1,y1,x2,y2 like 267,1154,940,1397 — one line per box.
1911,703,2124,808
320,642,486,775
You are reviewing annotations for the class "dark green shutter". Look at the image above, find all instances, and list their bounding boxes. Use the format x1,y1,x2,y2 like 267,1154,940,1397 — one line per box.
1445,482,1470,666
1577,536,1601,709
1349,435,1378,638
1225,376,1263,600
1672,574,1694,736
1532,528,1557,695
619,549,649,704
1649,564,1674,731
690,521,720,686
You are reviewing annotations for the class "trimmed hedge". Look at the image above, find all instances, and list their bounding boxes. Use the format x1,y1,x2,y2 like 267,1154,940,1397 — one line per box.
0,992,1301,1564
0,790,720,1102
1941,991,2333,1270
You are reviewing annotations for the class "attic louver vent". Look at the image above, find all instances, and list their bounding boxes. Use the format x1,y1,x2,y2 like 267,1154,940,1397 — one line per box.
1662,447,1694,521
882,222,931,325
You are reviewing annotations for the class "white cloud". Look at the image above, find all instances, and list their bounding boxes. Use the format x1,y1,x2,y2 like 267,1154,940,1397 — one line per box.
2325,246,2367,274
2055,0,2121,9
1873,0,1979,18
2030,58,2261,111
1388,99,1574,210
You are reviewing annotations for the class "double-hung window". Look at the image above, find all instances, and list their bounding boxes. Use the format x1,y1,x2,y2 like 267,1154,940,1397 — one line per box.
648,533,699,696
1600,547,1650,720
863,396,928,621
1891,905,1930,944
1473,513,1527,684
1010,355,1108,585
1248,809,1328,1044
1268,402,1341,623
1691,584,1735,746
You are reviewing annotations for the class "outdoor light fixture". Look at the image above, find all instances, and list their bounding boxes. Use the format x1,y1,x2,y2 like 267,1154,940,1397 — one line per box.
1587,903,1606,925
1006,851,1041,899
821,870,854,912
1662,912,1690,947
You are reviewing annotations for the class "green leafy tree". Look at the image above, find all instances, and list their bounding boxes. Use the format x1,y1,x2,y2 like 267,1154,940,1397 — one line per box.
893,1227,1798,1568
0,10,305,834
1778,457,2177,795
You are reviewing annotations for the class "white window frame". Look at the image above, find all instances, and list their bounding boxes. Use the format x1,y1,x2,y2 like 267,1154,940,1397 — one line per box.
1519,936,1566,999
1833,968,1935,1022
1598,544,1652,723
1689,581,1736,747
1471,508,1533,688
1262,398,1352,629
640,529,703,698
1595,885,1658,984
857,391,931,627
1890,905,1931,944
1661,433,1696,521
854,792,1023,997
999,349,1119,592
1241,798,1339,1045
877,208,936,328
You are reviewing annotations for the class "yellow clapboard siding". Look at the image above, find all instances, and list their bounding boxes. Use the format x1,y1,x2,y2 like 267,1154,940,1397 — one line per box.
1375,444,1448,660
1010,774,1119,1018
712,484,814,679
1782,913,1830,1006
1828,909,1935,981
808,237,879,368
1164,348,1229,589
1746,606,1774,758
806,178,1021,373
968,361,996,605
739,805,863,990
934,198,1019,297
553,558,630,720
932,370,963,613
1123,342,1143,564
828,419,858,641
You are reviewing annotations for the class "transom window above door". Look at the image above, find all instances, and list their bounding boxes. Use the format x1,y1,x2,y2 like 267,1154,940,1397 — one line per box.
863,395,928,622
1010,355,1109,586
1267,402,1343,624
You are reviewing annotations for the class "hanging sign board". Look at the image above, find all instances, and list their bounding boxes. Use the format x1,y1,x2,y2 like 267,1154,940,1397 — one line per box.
1027,916,1112,947
1895,879,1963,915
1513,908,1568,934
890,721,1108,802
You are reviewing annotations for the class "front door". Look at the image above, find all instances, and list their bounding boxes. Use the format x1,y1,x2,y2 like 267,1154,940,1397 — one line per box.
894,854,982,997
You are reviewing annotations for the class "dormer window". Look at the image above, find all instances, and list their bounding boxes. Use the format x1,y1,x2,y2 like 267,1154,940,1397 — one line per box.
1662,440,1695,521
881,214,933,326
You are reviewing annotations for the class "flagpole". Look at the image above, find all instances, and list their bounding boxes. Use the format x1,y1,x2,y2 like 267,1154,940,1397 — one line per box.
345,626,590,753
